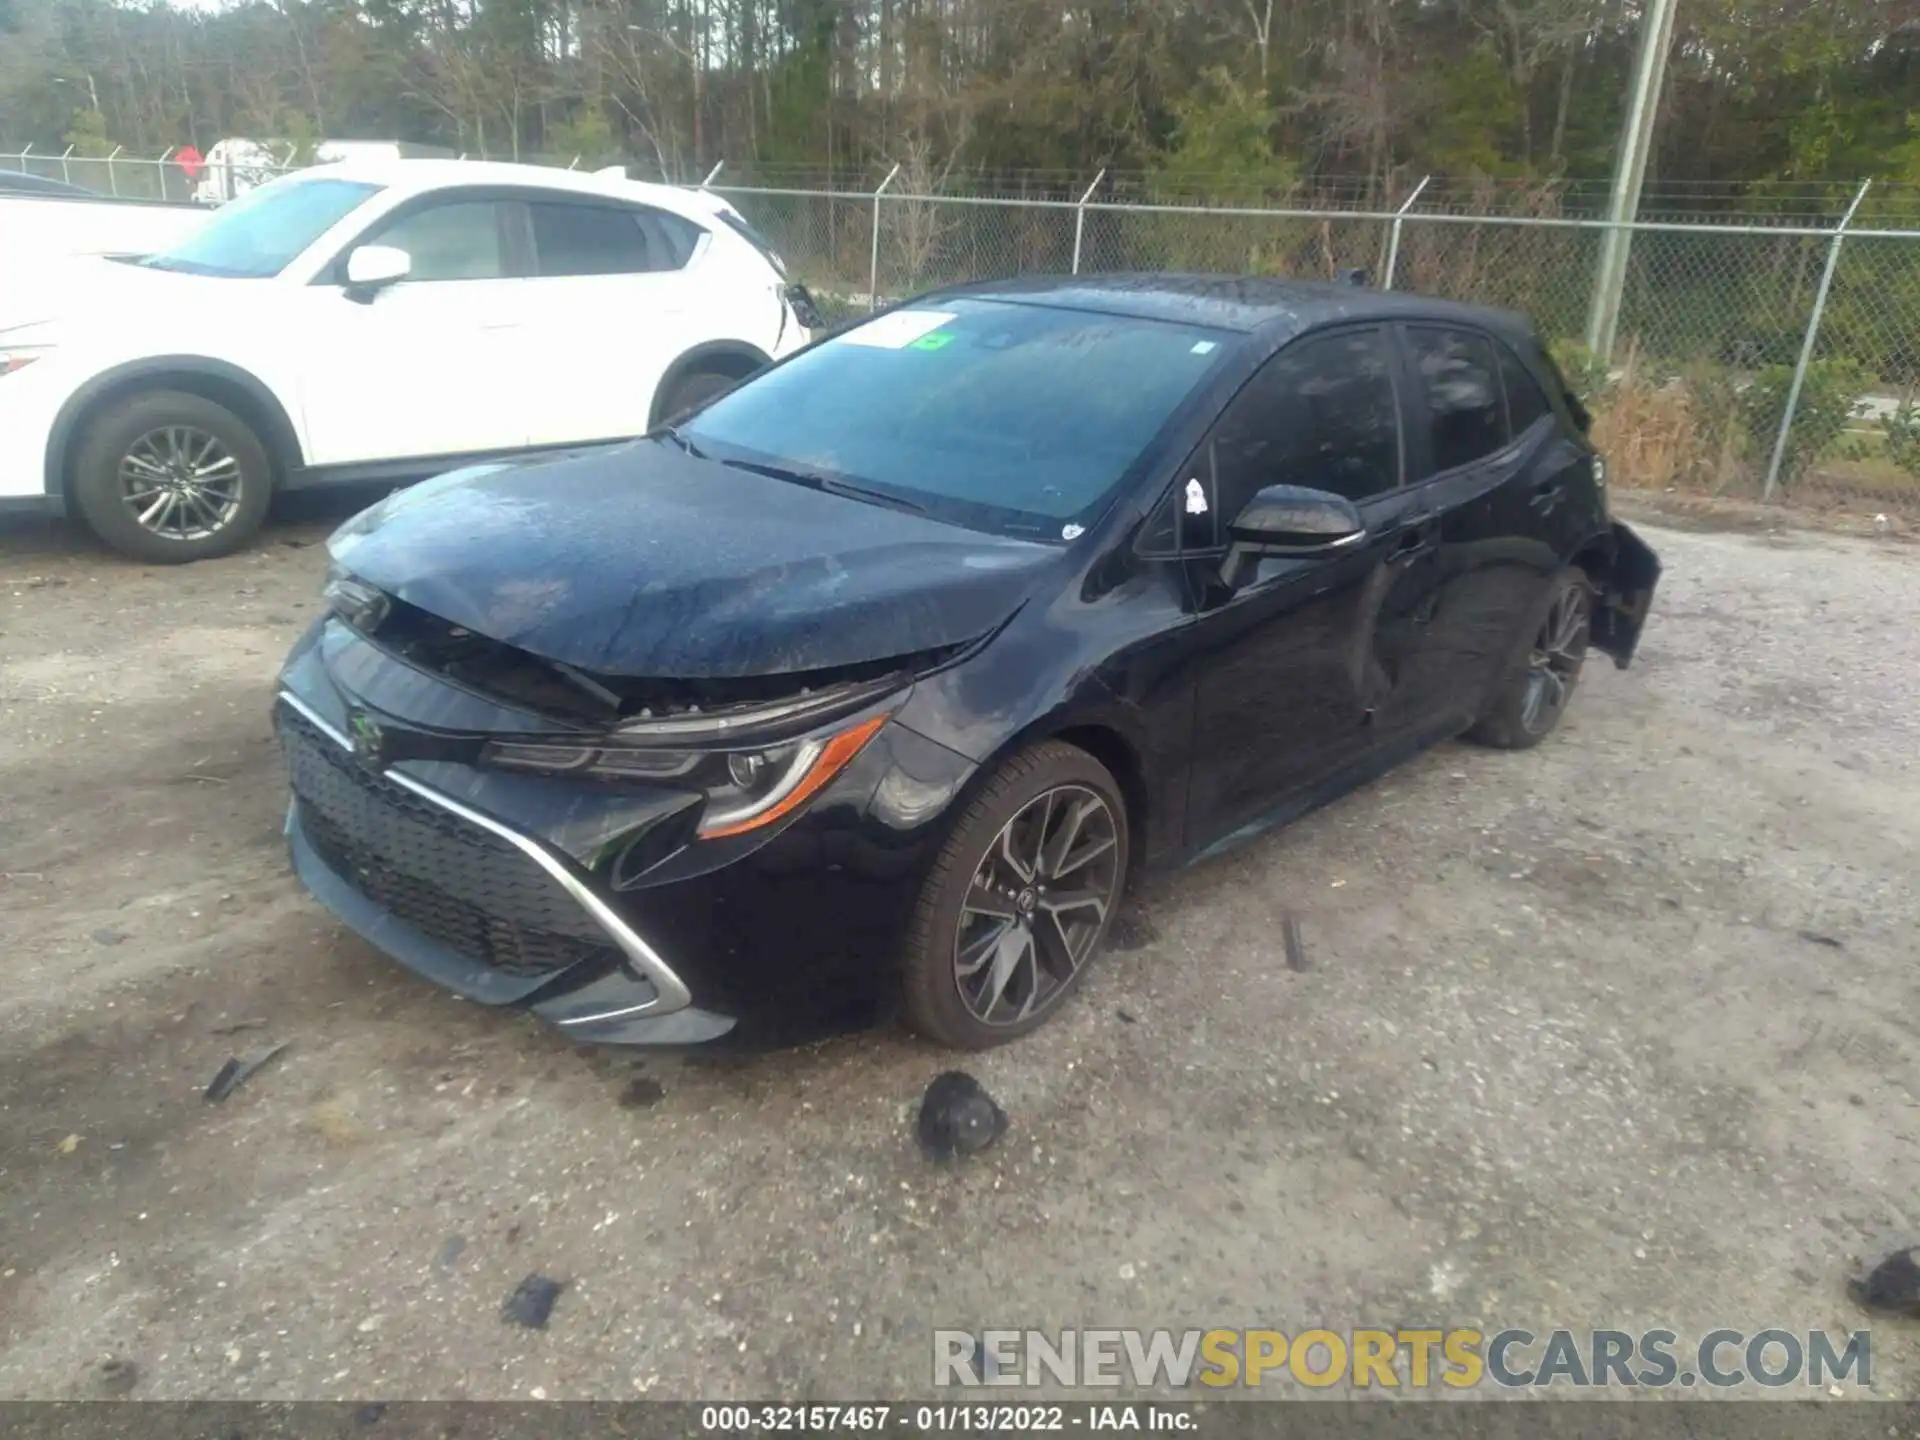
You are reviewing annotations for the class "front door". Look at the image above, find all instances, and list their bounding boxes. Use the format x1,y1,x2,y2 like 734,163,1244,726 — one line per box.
1181,325,1413,846
296,196,529,466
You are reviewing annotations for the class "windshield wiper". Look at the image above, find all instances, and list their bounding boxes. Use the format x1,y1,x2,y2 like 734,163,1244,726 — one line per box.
716,457,927,515
822,476,928,515
656,425,707,459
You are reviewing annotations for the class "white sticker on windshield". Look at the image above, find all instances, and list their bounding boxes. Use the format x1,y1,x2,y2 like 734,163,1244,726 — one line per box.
1061,523,1085,540
837,310,959,350
1185,478,1209,515
1191,340,1217,355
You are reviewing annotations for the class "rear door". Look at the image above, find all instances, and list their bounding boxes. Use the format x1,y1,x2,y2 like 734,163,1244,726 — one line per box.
516,197,709,445
1368,323,1569,739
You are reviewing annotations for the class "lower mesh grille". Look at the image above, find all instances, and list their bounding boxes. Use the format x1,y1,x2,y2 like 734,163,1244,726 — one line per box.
279,705,618,980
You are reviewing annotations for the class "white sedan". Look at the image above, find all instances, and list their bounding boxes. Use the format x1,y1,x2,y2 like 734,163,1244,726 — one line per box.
0,159,814,561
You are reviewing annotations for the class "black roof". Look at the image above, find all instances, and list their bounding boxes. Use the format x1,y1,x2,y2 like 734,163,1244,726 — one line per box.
934,272,1534,341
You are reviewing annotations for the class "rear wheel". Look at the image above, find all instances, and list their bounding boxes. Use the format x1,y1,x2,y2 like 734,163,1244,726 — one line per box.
901,742,1129,1050
70,390,272,563
655,369,739,426
1467,567,1594,749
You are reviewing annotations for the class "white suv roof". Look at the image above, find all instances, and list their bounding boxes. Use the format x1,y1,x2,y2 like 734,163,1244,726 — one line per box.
298,158,725,221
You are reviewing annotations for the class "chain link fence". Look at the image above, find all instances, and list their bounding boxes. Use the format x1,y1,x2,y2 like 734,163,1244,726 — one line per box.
719,182,1920,516
5,146,1914,513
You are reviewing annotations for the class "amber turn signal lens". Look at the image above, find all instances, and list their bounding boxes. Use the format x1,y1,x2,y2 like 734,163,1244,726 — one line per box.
698,713,888,840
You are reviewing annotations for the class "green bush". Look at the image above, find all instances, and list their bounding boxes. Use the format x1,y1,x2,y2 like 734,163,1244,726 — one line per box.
1885,400,1920,480
1735,358,1872,483
1548,339,1612,403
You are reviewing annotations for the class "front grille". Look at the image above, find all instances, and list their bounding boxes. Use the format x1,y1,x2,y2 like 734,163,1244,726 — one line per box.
279,705,618,980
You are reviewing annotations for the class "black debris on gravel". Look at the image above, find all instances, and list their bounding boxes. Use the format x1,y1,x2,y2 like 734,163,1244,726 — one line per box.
203,1041,289,1103
501,1274,567,1329
1850,1248,1920,1317
917,1072,1007,1162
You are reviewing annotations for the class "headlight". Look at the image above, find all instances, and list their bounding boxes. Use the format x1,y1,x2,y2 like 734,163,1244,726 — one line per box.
480,712,888,839
322,562,390,632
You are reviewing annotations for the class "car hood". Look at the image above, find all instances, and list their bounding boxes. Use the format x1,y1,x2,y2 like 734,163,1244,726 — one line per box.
327,442,1060,680
0,255,230,335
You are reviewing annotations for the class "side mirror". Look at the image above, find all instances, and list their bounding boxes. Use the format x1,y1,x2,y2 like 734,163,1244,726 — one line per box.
1220,484,1367,588
344,244,410,300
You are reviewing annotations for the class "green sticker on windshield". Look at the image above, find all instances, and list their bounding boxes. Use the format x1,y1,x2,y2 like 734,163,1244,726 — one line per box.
910,332,956,352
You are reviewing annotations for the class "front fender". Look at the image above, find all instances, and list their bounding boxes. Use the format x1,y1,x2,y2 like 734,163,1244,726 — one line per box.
44,353,302,496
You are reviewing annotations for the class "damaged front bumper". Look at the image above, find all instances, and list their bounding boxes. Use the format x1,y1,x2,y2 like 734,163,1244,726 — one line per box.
272,618,977,1046
1592,521,1661,669
278,690,737,1046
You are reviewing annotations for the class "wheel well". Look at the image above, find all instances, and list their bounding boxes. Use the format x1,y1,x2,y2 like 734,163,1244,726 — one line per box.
52,368,302,503
648,345,772,427
1571,536,1614,587
1051,724,1150,877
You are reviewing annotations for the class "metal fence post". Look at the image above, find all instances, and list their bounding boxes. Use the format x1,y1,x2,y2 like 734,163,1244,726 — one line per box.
1762,179,1873,502
869,164,901,312
59,146,73,183
105,145,121,195
1071,169,1106,275
1382,175,1431,290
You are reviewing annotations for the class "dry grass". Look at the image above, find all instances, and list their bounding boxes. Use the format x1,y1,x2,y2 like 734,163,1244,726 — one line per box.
1587,345,1747,494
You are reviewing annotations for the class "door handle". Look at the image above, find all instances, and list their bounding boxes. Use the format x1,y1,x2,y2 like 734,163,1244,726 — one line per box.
1530,478,1566,508
1388,517,1436,563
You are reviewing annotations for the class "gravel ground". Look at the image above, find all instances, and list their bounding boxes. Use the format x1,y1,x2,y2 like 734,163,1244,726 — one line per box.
0,505,1917,1403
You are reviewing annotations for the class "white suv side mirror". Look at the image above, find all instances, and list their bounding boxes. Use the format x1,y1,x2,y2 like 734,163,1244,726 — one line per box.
345,244,411,291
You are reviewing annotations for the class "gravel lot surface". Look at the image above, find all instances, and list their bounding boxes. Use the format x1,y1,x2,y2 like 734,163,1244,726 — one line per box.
1,505,1916,1402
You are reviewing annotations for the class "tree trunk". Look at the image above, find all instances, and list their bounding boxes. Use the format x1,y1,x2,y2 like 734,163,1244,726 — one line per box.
1549,48,1575,169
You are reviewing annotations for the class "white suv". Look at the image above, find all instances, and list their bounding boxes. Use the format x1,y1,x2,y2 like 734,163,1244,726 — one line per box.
0,160,815,561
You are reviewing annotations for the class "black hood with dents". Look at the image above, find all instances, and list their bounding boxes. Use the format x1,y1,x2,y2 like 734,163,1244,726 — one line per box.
326,440,1058,685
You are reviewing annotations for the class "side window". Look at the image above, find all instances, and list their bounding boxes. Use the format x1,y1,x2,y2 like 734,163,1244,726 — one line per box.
368,201,507,281
1408,326,1506,474
1210,328,1402,519
1497,341,1553,437
636,208,704,269
530,203,656,276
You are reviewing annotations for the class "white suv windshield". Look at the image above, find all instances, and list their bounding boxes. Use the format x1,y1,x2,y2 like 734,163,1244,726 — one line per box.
140,177,381,278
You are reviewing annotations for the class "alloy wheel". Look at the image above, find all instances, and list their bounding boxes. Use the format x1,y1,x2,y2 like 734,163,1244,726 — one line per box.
952,784,1122,1027
119,426,244,542
1520,582,1591,735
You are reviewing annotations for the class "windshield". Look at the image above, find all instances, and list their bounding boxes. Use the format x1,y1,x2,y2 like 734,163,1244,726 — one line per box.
140,177,380,278
679,298,1234,540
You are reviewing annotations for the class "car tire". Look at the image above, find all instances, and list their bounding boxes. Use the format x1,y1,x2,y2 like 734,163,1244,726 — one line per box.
656,369,739,426
900,740,1130,1050
70,390,272,563
1465,566,1595,750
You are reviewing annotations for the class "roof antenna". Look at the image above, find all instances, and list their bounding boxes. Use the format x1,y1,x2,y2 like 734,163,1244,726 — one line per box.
1339,267,1371,288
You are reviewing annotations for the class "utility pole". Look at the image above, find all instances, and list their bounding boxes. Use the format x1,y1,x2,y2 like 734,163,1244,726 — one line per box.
1584,0,1680,363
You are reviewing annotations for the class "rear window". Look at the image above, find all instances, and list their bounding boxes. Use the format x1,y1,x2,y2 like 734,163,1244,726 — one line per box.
1498,342,1554,436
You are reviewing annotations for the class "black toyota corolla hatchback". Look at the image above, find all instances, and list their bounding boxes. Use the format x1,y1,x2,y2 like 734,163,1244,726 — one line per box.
276,274,1659,1050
